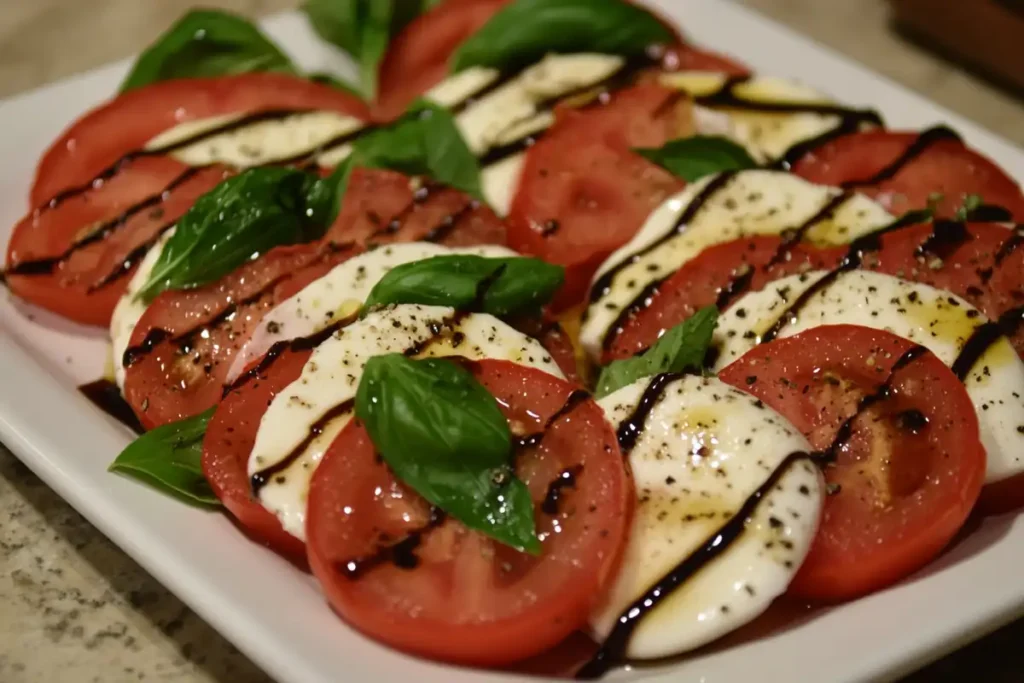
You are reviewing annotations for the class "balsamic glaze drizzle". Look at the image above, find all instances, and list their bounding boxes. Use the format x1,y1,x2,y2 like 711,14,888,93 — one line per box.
914,219,971,260
514,390,591,450
250,399,354,494
951,305,1024,381
615,372,682,453
541,465,584,515
576,450,812,680
78,379,145,435
812,344,927,464
338,508,447,579
421,202,476,243
842,126,961,188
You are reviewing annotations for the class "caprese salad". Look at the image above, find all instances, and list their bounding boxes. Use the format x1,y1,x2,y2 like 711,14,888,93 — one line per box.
4,0,1024,677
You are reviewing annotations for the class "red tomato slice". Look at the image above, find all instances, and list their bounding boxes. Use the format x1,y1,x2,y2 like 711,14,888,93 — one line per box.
791,129,1024,220
5,163,232,326
719,325,986,601
203,344,314,560
375,0,512,122
32,73,369,204
603,235,844,363
508,84,688,310
306,359,632,666
123,242,359,430
327,168,506,247
7,74,369,326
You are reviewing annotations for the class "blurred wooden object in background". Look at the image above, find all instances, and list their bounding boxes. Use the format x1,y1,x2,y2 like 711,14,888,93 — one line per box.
889,0,1024,93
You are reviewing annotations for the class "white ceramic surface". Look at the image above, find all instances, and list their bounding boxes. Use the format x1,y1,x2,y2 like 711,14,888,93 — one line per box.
0,3,1022,682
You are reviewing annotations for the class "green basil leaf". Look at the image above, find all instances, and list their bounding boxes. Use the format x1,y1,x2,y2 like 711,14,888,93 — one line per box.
362,255,564,317
109,409,219,507
596,306,719,398
304,0,443,99
954,193,984,221
120,9,297,92
356,355,540,553
136,168,328,302
316,99,484,210
452,0,673,73
634,136,757,182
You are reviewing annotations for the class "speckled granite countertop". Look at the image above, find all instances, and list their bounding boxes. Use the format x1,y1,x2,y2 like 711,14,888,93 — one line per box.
0,1,1022,682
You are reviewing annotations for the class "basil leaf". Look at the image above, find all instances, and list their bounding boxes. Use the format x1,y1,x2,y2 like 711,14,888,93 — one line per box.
136,168,328,302
120,9,297,92
320,99,484,209
954,193,984,221
363,255,564,317
109,409,219,507
356,355,540,553
452,0,673,73
634,136,757,182
305,0,442,99
596,306,719,398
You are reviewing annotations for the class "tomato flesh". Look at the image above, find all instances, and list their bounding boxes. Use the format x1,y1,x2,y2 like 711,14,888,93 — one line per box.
306,359,632,665
791,130,1024,220
508,83,689,310
604,235,844,363
720,325,986,601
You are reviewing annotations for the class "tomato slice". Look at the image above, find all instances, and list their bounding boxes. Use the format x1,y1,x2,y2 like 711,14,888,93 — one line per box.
719,325,986,601
327,168,506,247
306,359,632,665
32,73,369,204
791,129,1024,220
203,344,314,560
7,74,369,326
507,83,689,310
603,235,845,363
5,163,232,326
375,0,512,122
122,242,359,430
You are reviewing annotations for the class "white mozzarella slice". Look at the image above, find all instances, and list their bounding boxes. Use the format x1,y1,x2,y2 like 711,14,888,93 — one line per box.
659,72,862,163
248,304,565,540
591,374,822,660
145,111,367,168
109,229,175,391
713,269,1024,484
425,66,501,108
581,170,894,361
225,242,516,384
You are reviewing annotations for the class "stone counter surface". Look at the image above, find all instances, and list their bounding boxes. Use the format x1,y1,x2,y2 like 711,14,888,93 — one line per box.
0,1,1021,682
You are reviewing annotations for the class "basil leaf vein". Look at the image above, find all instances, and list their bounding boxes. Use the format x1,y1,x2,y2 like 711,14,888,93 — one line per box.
596,306,719,398
363,255,564,317
135,168,328,302
356,355,540,553
452,0,673,73
634,136,757,182
109,409,219,507
120,9,298,92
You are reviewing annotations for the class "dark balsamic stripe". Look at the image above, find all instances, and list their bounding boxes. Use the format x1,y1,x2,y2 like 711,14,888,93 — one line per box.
513,390,591,450
42,109,312,211
7,167,202,277
541,465,584,515
576,450,812,680
842,126,961,188
448,70,518,116
251,400,355,494
601,278,665,353
78,379,145,435
992,226,1024,271
914,219,971,261
615,372,682,453
422,202,477,243
337,508,447,579
85,222,177,292
952,306,1024,381
812,344,927,464
772,115,874,171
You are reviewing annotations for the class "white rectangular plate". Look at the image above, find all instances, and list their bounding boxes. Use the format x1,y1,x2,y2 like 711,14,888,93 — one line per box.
1,2,1022,682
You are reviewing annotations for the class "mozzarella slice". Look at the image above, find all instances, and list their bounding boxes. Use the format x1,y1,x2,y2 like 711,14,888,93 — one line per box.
109,229,175,391
713,269,1024,484
659,72,870,163
248,304,565,540
225,242,516,384
591,374,822,660
581,170,894,361
146,111,367,168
